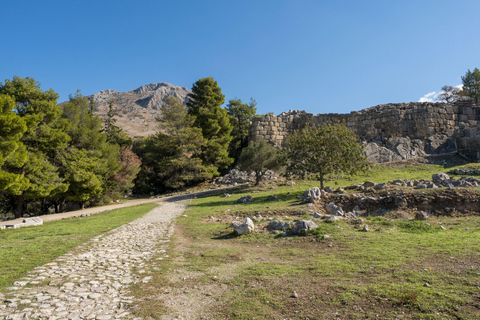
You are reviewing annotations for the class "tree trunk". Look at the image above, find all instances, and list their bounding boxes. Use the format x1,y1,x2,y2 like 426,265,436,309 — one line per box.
319,174,324,190
81,201,85,210
255,171,262,186
14,194,24,219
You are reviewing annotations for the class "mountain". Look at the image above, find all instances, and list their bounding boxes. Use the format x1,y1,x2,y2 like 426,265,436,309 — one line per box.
87,82,191,138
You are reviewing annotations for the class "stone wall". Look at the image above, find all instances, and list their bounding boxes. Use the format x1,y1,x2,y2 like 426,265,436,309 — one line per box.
249,100,480,155
456,126,480,161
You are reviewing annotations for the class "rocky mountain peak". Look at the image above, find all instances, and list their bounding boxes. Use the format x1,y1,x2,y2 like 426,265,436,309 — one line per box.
87,82,191,138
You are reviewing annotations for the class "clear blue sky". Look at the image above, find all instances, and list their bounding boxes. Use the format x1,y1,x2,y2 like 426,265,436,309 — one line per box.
2,0,479,115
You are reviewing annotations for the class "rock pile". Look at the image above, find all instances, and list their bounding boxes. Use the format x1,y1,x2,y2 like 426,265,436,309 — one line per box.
213,169,279,186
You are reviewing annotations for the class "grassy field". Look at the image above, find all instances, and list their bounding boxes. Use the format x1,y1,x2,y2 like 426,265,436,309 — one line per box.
0,203,157,290
132,161,480,319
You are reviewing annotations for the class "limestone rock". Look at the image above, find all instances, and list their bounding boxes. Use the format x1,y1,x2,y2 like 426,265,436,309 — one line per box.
235,195,253,204
268,220,294,231
325,202,344,216
415,211,428,221
290,220,319,234
432,173,450,184
232,218,255,235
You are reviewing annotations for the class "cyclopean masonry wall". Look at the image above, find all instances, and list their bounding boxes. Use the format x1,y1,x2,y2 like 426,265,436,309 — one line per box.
249,99,480,162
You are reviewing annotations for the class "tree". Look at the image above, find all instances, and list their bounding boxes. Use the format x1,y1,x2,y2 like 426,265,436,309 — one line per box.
103,101,132,146
134,97,215,194
0,76,70,217
283,122,369,189
0,94,29,196
226,98,257,162
187,77,233,173
461,68,480,103
437,85,462,103
237,139,284,185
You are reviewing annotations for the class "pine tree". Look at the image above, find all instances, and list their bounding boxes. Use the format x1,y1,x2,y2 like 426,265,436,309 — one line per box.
134,97,214,194
226,98,257,162
187,77,233,173
0,77,70,217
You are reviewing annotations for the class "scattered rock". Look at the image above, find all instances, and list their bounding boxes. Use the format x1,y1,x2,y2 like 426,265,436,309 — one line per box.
268,220,294,231
232,217,255,235
290,220,319,234
325,202,344,216
374,183,388,190
223,193,231,197
291,291,298,298
267,195,278,201
415,211,428,221
235,195,253,204
362,224,369,232
432,173,450,184
363,181,375,188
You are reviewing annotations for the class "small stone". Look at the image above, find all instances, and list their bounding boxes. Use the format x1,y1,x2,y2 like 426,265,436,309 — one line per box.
424,282,430,287
291,291,298,298
362,224,369,232
322,235,330,240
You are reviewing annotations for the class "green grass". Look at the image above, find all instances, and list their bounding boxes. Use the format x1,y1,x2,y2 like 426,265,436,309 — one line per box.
0,203,157,289
132,160,480,319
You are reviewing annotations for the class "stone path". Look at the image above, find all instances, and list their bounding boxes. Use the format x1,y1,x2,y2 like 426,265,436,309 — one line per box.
0,200,186,320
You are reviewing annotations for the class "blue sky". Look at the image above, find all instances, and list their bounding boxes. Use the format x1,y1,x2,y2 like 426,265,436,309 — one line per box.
2,0,479,115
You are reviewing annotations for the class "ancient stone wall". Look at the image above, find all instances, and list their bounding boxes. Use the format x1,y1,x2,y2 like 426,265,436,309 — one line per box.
249,100,480,152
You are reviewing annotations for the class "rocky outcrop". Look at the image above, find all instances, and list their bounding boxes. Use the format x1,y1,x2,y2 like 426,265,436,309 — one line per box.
87,83,191,138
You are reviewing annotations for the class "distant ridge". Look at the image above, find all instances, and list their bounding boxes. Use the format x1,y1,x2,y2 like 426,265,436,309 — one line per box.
87,82,191,138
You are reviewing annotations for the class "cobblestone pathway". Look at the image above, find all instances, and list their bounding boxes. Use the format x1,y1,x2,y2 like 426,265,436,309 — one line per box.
0,201,185,320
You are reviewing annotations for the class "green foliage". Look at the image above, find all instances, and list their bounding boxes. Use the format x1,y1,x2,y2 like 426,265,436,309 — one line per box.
283,122,369,189
238,139,284,185
226,98,257,162
0,94,29,195
187,77,233,173
103,101,133,146
0,76,70,217
461,67,480,103
134,97,215,194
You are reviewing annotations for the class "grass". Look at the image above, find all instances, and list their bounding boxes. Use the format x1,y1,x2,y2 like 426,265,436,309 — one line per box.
0,203,157,290
132,160,480,319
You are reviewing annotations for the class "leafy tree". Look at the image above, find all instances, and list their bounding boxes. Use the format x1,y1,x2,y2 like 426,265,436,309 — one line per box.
226,98,257,162
437,85,461,103
461,68,480,103
283,122,369,189
134,97,214,194
237,139,283,186
0,76,70,217
187,77,233,173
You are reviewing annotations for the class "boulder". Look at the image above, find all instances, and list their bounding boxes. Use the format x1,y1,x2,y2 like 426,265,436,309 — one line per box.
432,173,450,184
232,217,255,235
290,220,319,234
374,183,388,190
325,202,344,216
235,195,252,204
267,195,278,201
415,211,428,221
363,181,375,188
303,187,321,203
268,220,294,231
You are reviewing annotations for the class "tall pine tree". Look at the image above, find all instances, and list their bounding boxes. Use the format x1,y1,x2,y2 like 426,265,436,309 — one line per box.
187,77,233,174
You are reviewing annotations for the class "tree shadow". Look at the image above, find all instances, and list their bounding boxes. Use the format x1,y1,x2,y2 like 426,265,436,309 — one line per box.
212,231,239,240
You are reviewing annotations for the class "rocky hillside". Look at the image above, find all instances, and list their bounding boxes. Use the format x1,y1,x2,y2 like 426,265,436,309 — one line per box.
88,83,191,138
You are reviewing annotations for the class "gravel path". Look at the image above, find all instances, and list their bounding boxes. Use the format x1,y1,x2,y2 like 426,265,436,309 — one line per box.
0,200,186,320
